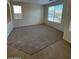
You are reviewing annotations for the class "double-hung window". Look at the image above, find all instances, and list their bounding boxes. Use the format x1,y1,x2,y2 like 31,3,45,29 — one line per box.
48,4,63,23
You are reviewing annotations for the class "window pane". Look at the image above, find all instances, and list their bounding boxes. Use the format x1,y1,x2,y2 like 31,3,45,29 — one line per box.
13,5,22,14
54,4,63,23
48,6,54,22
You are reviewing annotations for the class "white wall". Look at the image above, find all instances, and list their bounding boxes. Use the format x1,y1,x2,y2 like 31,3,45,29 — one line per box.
13,2,44,27
63,0,71,43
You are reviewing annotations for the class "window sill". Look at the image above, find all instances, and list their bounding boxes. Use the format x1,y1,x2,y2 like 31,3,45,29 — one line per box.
48,20,61,24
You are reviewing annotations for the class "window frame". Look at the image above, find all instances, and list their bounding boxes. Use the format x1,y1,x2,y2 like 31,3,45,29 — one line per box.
48,3,64,24
13,5,23,20
13,5,22,14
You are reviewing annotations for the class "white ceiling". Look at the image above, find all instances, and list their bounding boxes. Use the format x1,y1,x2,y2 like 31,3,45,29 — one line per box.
13,0,56,5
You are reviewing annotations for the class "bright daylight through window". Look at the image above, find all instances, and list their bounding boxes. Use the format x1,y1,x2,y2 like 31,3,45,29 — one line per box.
48,4,63,23
13,5,22,19
13,5,22,14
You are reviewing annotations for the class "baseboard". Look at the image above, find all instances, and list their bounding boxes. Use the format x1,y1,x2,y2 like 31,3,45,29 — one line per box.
14,23,44,28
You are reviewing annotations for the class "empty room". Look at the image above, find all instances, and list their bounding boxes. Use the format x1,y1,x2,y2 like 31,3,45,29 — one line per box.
7,0,71,59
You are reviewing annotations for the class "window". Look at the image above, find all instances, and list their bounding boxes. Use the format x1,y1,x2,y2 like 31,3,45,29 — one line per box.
13,5,22,19
48,4,63,23
13,5,22,14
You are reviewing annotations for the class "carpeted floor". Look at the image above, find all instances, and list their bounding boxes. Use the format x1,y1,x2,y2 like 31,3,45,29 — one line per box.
8,24,63,55
7,40,71,59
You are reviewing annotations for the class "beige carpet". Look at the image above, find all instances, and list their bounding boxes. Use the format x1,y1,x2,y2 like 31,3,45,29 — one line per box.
8,24,63,55
8,40,71,59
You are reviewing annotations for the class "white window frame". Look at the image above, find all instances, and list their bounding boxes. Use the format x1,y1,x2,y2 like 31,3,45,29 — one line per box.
48,4,63,23
13,5,23,20
13,5,22,14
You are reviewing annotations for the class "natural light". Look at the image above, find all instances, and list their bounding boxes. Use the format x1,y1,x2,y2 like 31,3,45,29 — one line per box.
13,5,22,14
48,4,63,23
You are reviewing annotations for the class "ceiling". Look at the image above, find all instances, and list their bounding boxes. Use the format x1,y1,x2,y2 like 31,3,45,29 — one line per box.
13,0,56,5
